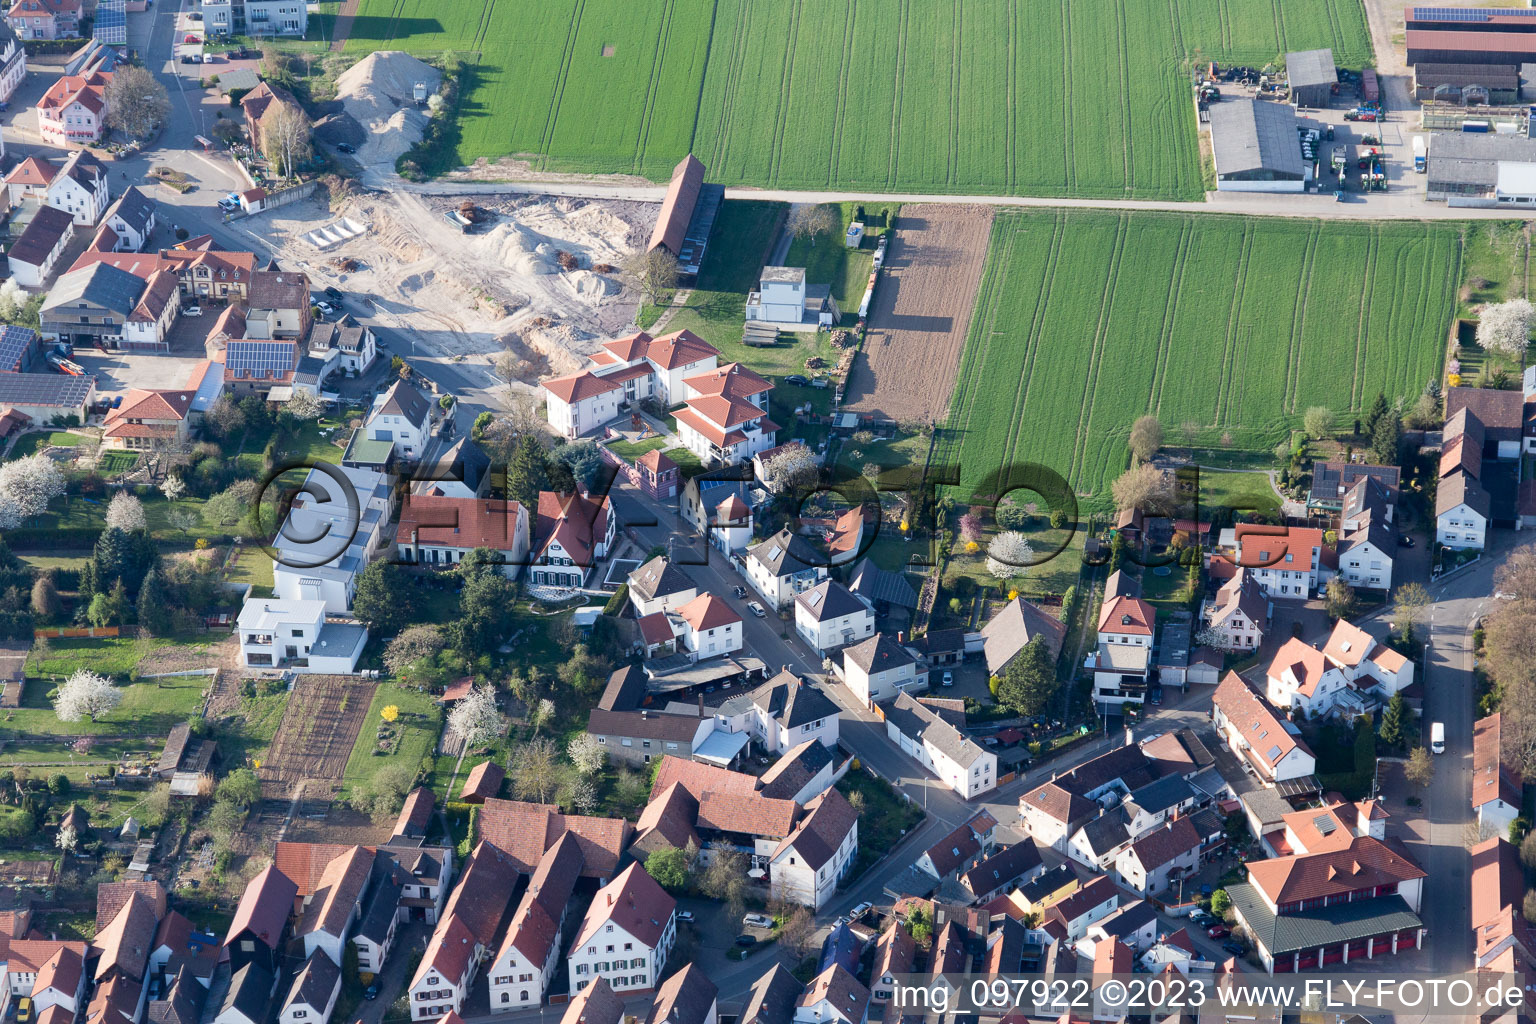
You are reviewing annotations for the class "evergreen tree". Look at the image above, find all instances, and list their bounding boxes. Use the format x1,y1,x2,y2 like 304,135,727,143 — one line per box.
1364,392,1390,435
504,434,551,509
996,638,1058,716
107,580,130,626
1378,693,1408,749
351,561,415,636
136,569,169,636
1371,410,1403,466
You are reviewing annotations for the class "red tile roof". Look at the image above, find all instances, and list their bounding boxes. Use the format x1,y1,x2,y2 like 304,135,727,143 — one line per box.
635,448,677,473
1234,525,1326,573
393,787,434,838
646,329,718,370
5,157,56,188
398,495,525,552
541,370,621,404
96,880,166,931
225,863,297,951
535,491,610,566
1098,595,1154,635
676,592,740,632
596,331,653,365
1245,835,1425,905
459,760,504,803
1266,637,1333,698
475,798,631,877
648,155,704,256
39,70,109,118
1475,713,1521,811
683,362,771,401
649,755,757,801
1213,672,1311,772
273,842,357,896
569,862,675,953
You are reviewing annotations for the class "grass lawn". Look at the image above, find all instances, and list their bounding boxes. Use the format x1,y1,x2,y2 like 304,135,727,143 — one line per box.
224,548,275,595
12,432,86,457
783,203,879,318
1139,562,1198,610
25,636,181,680
945,523,1084,600
664,447,705,478
603,436,669,461
1458,220,1529,316
97,451,139,475
837,770,923,880
30,494,217,543
213,691,291,768
18,554,90,575
946,210,1462,512
0,675,208,765
1196,470,1281,519
339,684,443,800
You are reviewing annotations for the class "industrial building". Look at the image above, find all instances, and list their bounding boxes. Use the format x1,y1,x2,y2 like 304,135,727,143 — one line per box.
1208,99,1311,192
1286,48,1336,106
1413,62,1523,104
1423,130,1536,205
1407,7,1536,66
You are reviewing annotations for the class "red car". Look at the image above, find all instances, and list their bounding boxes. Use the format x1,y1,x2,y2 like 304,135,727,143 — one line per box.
183,33,199,42
1207,924,1230,939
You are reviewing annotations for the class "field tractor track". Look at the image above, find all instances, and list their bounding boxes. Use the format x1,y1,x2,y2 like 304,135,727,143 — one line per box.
467,0,496,57
827,0,857,187
632,0,676,173
1116,0,1133,192
944,216,1012,447
1149,219,1193,417
996,211,1062,469
1060,0,1075,192
1350,227,1380,411
1068,214,1129,486
765,0,804,187
886,0,910,189
947,0,962,188
706,0,752,173
1005,0,1017,188
1214,225,1254,427
1283,222,1321,415
535,0,587,169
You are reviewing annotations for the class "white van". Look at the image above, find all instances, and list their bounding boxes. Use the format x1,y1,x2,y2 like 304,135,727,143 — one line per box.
1431,722,1445,754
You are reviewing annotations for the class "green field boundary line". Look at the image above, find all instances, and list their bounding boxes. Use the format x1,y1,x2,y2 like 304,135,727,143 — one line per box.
764,0,803,187
1214,224,1254,428
827,0,857,187
886,0,909,190
1150,217,1194,417
1006,0,1017,189
943,212,1016,450
1068,213,1130,488
707,0,752,173
1061,0,1075,193
631,0,675,174
1270,0,1285,54
681,0,723,164
947,0,961,188
1283,221,1321,415
1350,226,1380,412
1116,0,1133,193
998,210,1066,474
535,0,587,170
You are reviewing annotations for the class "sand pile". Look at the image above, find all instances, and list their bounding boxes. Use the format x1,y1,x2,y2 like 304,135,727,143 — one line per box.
334,51,442,172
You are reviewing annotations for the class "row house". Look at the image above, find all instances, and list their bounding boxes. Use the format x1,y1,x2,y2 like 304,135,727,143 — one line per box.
407,843,520,1021
1113,816,1202,897
645,965,717,1024
744,527,828,610
884,691,997,799
278,952,340,1024
1469,836,1533,984
837,632,928,705
767,787,860,910
1018,743,1159,850
1474,713,1523,832
635,593,743,663
395,495,529,576
1093,592,1155,710
1437,404,1492,551
294,845,372,967
45,149,109,226
914,812,999,885
1211,672,1317,785
488,833,584,1009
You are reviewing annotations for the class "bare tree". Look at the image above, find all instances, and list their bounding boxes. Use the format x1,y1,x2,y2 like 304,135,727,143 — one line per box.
1392,582,1431,643
285,390,323,421
1405,747,1435,788
104,66,170,139
761,444,818,493
699,843,750,923
1128,415,1163,463
493,350,532,383
786,204,837,246
262,102,313,179
623,248,679,305
778,907,816,961
1111,463,1177,516
509,736,560,803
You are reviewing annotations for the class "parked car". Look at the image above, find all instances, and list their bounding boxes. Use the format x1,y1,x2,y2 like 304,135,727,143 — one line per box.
188,10,201,17
1398,535,1415,547
336,142,355,154
677,911,695,923
202,53,216,63
182,33,199,41
810,378,829,389
746,601,766,618
784,374,810,386
1221,941,1245,956
850,901,873,919
180,54,197,63
1189,909,1214,926
183,306,202,317
17,998,31,1023
743,913,774,928
732,585,747,599
1207,924,1229,939
112,395,123,408
941,671,954,687
323,286,345,302
315,300,336,316
734,935,756,948
362,986,378,1001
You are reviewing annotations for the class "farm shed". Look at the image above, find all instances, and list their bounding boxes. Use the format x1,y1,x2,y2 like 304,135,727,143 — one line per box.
1208,99,1308,192
647,154,723,279
1413,62,1520,104
1286,48,1336,106
1407,7,1536,65
1424,130,1536,204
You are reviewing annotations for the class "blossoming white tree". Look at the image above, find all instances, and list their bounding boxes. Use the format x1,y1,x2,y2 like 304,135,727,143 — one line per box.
446,683,504,749
986,531,1034,581
105,492,147,532
0,453,64,529
53,669,122,723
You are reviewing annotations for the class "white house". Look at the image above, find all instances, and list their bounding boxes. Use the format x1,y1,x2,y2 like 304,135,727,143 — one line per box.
541,329,721,439
744,267,839,331
1202,569,1270,651
884,691,997,799
101,187,156,252
672,363,779,468
0,21,24,105
36,70,109,147
714,670,841,756
1112,817,1202,897
1263,637,1350,718
242,0,307,35
838,633,927,705
8,206,75,289
531,490,614,587
1211,673,1317,784
744,528,827,610
1232,525,1328,599
237,599,367,675
646,966,717,1024
1338,517,1395,592
1437,472,1489,551
309,318,378,378
278,952,340,1024
1045,875,1120,941
395,495,529,575
408,916,478,1022
27,948,83,1020
1321,619,1413,695
295,846,371,967
1474,714,1522,832
44,149,109,227
541,371,622,439
271,464,391,614
767,786,859,910
567,863,676,997
627,556,698,616
793,580,874,655
487,833,582,1010
1093,593,1154,709
367,381,432,459
673,593,742,661
794,965,869,1024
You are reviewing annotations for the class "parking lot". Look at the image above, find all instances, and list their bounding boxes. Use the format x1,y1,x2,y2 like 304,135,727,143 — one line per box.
73,349,213,393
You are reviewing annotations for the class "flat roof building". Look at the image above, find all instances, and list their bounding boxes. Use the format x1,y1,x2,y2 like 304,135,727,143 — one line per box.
1424,130,1536,205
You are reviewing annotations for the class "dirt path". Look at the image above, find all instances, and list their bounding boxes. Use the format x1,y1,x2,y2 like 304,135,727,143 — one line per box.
842,205,994,422
328,0,359,52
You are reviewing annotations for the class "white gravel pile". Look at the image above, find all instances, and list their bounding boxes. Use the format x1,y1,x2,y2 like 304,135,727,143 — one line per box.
335,51,442,173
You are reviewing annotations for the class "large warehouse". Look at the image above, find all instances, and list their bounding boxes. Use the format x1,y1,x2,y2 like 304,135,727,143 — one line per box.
1287,48,1336,107
1209,99,1310,192
1413,61,1522,103
1407,7,1536,66
1424,131,1536,205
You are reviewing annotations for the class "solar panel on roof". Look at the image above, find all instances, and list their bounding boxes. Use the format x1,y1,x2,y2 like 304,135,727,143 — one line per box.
226,341,296,376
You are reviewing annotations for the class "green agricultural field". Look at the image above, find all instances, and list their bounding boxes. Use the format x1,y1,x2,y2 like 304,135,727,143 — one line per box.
943,209,1462,510
340,0,1370,197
